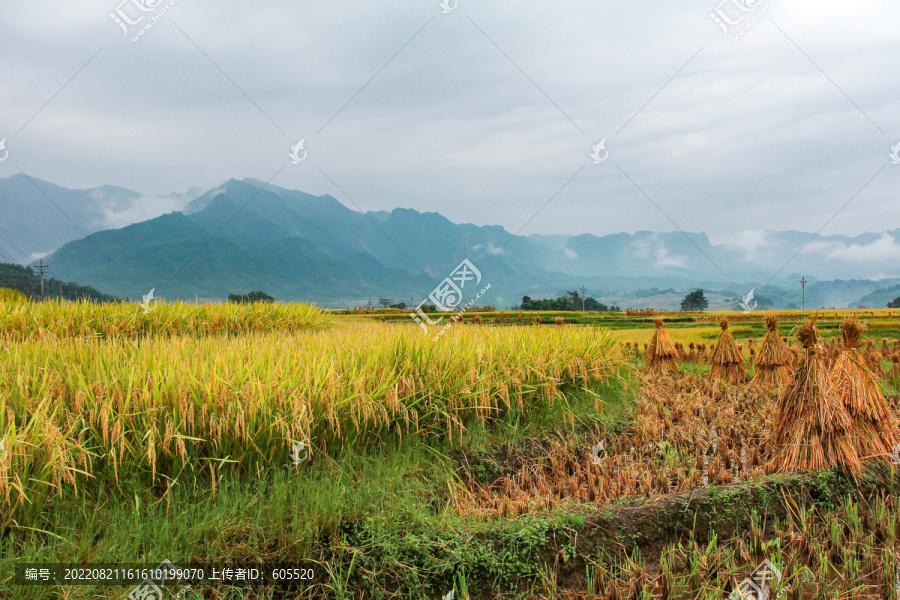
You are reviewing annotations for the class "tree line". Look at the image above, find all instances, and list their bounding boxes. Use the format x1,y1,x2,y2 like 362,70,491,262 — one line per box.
516,291,620,312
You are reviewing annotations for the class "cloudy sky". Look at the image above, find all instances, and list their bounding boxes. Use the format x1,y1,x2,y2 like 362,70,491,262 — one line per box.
1,0,898,247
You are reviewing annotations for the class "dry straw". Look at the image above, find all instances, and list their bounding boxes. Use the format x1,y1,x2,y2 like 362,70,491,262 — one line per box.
752,316,793,386
708,319,746,383
830,317,898,462
770,320,862,474
646,318,678,374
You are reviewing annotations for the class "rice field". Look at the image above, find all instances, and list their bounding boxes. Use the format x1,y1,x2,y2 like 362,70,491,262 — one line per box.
0,303,623,520
3,299,900,599
0,298,331,341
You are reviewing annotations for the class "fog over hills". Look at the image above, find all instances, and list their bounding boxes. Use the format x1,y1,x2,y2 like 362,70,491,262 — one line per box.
2,175,899,308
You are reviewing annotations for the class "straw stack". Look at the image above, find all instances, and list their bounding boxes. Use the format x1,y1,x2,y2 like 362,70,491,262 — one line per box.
831,317,898,462
752,316,794,386
770,320,862,474
708,319,747,383
646,318,678,374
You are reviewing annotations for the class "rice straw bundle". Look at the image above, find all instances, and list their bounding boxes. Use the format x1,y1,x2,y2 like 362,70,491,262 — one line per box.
646,318,678,374
830,317,898,462
708,319,746,383
752,316,793,386
770,320,862,474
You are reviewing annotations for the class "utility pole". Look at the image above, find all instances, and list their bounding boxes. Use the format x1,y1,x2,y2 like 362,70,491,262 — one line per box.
800,277,807,311
35,260,49,300
580,285,587,312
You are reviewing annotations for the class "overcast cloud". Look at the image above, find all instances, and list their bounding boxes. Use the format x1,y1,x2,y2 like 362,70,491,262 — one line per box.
1,0,898,249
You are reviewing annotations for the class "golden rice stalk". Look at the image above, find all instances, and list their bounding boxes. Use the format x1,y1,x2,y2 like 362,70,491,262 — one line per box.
753,316,794,386
709,319,746,383
830,317,899,462
769,320,862,474
0,322,625,514
646,318,678,374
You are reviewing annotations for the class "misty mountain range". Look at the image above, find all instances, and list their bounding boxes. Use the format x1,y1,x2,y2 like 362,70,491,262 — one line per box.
1,174,899,309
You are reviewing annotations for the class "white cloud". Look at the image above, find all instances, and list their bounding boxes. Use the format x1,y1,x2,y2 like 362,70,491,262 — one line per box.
630,235,689,269
563,247,578,259
27,251,51,262
95,189,201,230
803,233,900,262
653,245,688,269
711,230,773,259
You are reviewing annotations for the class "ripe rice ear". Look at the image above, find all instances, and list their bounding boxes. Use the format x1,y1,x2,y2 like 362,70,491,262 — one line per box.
709,319,746,383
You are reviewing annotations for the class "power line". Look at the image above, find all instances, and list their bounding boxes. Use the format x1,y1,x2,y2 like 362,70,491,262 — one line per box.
0,225,29,259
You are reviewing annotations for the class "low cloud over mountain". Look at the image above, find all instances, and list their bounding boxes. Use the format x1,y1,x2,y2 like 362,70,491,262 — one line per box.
3,176,899,307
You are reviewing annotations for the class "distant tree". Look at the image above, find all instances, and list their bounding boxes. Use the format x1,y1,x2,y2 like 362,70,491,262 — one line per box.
378,298,392,308
389,301,407,309
228,290,275,304
680,289,709,311
518,293,612,312
248,291,274,303
888,297,900,308
583,297,610,312
0,263,118,303
563,290,581,309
